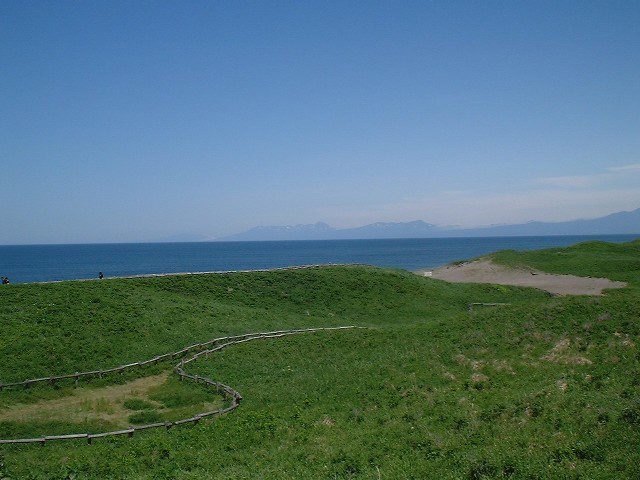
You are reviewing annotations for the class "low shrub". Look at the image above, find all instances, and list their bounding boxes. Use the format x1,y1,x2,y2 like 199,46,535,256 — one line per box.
128,410,162,425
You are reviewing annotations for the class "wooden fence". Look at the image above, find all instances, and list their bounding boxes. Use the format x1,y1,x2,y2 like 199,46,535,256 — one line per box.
0,325,364,446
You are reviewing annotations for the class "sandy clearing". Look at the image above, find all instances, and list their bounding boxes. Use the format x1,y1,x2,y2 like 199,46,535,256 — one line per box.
0,372,170,427
421,259,626,296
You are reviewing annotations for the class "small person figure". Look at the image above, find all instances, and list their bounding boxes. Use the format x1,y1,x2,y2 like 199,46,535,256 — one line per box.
98,272,104,280
2,277,9,284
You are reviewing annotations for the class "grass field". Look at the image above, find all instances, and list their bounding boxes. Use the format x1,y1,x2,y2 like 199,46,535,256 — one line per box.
0,240,638,479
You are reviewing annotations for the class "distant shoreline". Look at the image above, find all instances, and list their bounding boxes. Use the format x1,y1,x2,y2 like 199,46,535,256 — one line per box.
2,235,637,285
19,264,353,285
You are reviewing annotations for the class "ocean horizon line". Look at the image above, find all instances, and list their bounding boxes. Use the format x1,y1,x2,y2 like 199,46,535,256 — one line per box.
3,231,639,248
1,235,638,285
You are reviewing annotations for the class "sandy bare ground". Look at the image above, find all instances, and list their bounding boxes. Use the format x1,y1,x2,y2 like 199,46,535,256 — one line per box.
422,259,626,296
0,372,171,428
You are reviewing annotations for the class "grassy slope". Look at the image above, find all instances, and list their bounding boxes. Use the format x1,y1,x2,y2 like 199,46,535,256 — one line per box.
490,239,640,284
0,242,638,479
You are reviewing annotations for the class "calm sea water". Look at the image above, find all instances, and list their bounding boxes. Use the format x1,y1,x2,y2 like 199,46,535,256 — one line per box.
0,235,637,284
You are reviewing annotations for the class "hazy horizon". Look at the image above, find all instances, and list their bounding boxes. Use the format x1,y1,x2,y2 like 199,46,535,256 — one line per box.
3,2,639,244
2,207,637,245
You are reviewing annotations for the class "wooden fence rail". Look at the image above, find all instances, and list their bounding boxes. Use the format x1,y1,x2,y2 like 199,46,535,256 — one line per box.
0,325,364,446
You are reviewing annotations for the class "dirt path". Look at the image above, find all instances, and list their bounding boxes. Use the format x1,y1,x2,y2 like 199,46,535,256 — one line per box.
0,372,170,428
422,259,626,295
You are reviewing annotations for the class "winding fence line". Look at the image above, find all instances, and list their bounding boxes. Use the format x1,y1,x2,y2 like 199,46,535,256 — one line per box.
0,325,364,446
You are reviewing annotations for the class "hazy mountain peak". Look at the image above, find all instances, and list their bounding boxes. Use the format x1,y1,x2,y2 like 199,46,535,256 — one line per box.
215,208,640,241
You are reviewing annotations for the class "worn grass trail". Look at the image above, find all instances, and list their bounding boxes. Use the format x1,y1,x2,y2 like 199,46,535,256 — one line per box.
0,373,171,427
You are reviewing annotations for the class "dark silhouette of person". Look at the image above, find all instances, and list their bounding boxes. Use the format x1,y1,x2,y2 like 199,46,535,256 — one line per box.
98,272,104,280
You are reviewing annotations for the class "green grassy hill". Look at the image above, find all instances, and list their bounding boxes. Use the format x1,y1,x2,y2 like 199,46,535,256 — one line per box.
0,240,638,479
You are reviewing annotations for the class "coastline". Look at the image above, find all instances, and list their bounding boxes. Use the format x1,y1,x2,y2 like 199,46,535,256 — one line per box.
2,235,637,284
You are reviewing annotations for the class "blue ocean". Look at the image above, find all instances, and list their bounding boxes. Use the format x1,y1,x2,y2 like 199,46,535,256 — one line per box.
0,235,637,284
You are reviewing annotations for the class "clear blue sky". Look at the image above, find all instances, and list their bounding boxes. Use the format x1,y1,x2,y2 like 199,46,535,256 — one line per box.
2,1,639,244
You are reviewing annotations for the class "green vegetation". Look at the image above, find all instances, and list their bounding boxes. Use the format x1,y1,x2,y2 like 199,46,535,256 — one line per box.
127,410,162,425
123,399,156,412
0,241,638,479
491,239,640,284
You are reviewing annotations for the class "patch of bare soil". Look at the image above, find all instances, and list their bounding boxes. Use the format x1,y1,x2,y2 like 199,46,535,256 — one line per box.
422,260,626,296
0,372,170,428
540,338,592,365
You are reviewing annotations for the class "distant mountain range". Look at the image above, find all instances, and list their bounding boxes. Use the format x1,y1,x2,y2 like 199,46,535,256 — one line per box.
215,208,640,241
